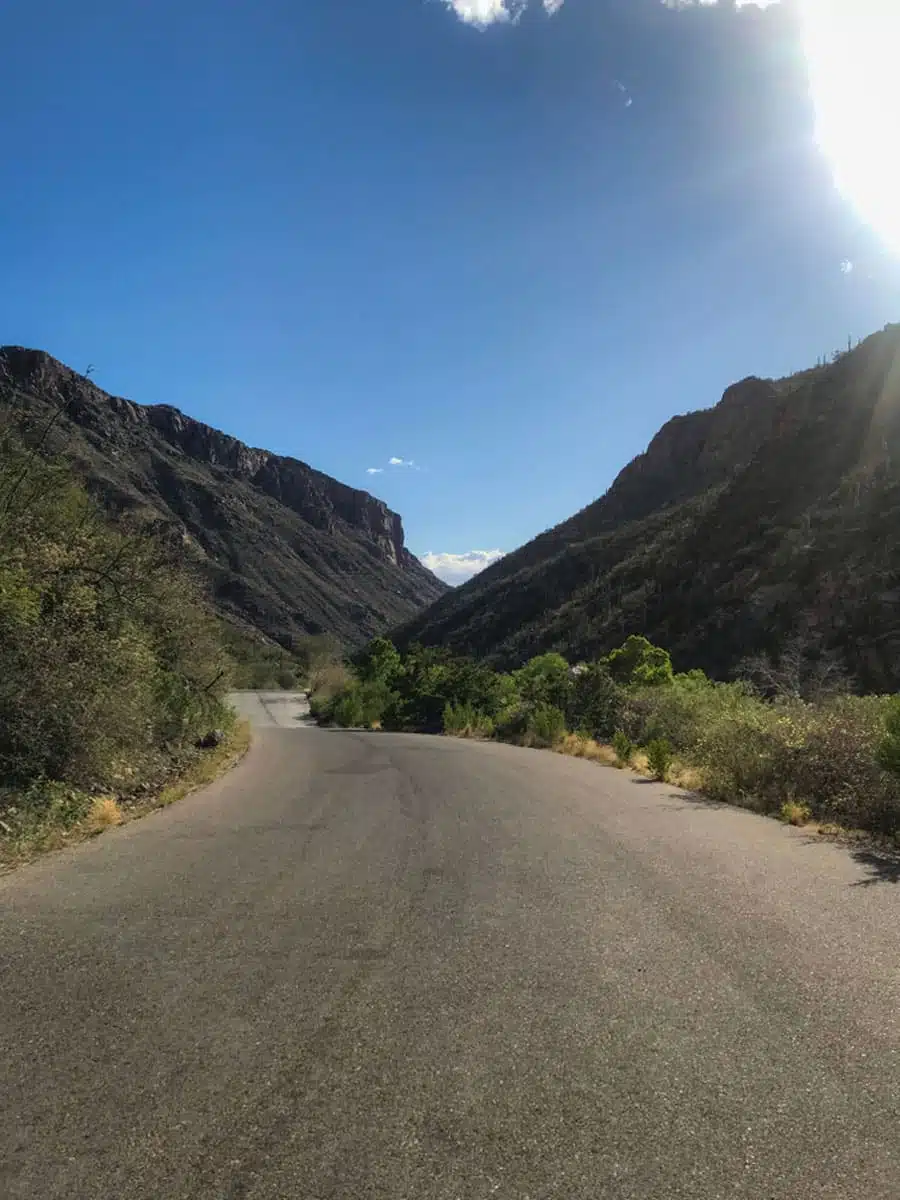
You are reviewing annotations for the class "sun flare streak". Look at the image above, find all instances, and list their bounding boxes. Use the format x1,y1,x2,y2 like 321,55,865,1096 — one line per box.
800,0,900,255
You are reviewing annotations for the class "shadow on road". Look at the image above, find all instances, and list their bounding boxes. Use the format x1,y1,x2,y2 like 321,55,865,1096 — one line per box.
847,846,900,887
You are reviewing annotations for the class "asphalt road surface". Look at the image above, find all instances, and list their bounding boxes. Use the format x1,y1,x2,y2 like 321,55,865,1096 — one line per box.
3,713,900,1198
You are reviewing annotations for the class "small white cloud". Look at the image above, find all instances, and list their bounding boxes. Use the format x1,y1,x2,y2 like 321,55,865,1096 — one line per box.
420,549,505,585
840,259,854,274
366,467,384,475
614,79,634,108
389,456,420,469
441,0,562,29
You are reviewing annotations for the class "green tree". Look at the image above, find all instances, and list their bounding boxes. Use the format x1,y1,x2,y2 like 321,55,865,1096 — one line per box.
607,635,673,688
568,663,622,739
357,637,402,686
514,653,571,710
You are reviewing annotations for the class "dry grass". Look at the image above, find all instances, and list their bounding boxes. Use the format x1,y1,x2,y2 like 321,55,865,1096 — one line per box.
555,733,620,767
669,760,707,791
88,796,123,831
780,800,813,827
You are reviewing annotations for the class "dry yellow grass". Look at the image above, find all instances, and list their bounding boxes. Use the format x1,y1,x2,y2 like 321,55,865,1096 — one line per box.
555,734,619,767
88,796,123,831
780,800,812,826
669,761,707,791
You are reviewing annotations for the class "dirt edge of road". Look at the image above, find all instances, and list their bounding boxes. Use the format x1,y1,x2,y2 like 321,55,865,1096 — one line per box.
0,719,253,874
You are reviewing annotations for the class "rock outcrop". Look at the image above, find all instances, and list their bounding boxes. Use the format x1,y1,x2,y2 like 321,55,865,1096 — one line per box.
0,347,446,648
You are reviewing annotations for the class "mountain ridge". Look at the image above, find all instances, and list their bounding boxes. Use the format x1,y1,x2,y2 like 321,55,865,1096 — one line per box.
0,346,446,649
398,322,900,692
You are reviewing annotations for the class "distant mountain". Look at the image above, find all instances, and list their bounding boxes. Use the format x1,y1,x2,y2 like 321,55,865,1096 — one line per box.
0,347,446,649
399,323,900,692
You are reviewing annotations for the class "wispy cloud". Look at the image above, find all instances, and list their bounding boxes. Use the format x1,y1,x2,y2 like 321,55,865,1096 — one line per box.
389,456,421,470
420,549,505,585
840,259,854,275
366,467,384,475
614,79,634,109
441,0,562,30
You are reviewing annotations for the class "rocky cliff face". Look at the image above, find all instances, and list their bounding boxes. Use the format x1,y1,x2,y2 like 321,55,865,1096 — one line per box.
0,347,446,648
398,323,900,691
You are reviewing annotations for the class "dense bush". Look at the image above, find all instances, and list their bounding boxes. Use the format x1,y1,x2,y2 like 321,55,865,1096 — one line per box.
568,663,622,740
0,428,233,827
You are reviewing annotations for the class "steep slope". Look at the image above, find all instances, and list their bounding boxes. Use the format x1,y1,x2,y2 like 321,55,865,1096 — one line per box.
0,347,446,649
400,323,900,692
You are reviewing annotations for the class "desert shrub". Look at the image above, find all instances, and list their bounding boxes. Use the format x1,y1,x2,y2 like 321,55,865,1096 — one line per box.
645,737,673,781
612,730,634,767
780,696,900,834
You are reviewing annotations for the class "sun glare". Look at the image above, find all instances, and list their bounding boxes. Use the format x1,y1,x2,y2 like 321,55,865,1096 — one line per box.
800,0,900,255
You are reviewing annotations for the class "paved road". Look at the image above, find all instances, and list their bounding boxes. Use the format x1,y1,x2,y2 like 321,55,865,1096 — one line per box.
3,719,900,1198
228,690,312,728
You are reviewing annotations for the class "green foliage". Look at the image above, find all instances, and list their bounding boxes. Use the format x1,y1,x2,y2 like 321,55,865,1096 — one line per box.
875,697,900,778
0,428,233,815
645,737,673,781
568,663,622,739
443,702,494,739
607,635,674,688
612,730,634,767
513,653,571,710
356,637,402,686
326,680,392,729
524,703,567,748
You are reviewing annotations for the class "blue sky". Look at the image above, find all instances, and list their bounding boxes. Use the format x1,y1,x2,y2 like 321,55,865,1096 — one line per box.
2,0,898,583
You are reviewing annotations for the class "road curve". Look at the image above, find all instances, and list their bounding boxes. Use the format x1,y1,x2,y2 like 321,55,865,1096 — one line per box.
2,722,900,1198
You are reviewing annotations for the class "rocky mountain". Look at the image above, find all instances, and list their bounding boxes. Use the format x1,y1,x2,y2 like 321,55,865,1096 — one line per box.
399,323,900,692
0,347,446,649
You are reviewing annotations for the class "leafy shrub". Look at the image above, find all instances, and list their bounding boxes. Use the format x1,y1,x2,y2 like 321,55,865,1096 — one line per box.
327,680,392,729
525,704,567,748
645,737,673,781
612,730,634,767
443,702,494,739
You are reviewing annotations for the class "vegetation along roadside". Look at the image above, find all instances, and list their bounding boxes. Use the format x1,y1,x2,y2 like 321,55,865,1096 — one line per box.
312,634,900,843
0,404,251,870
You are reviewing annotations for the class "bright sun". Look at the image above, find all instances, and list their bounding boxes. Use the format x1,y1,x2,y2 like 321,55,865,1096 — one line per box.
799,0,900,255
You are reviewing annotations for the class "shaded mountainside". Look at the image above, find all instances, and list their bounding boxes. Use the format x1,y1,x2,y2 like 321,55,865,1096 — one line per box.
400,323,900,692
0,347,446,649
